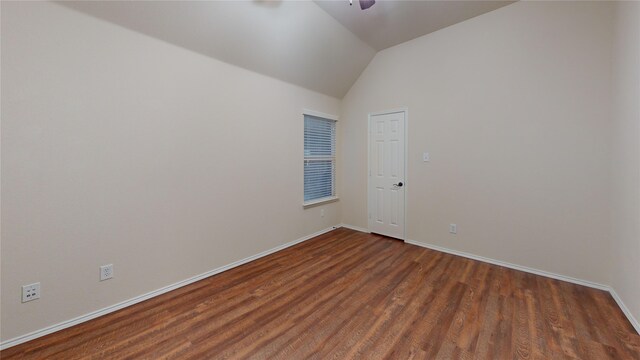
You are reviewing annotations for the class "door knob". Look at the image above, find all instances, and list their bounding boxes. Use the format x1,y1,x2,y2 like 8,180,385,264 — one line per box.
393,182,404,187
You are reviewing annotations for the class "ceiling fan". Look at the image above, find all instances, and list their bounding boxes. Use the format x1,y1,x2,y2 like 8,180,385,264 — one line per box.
349,0,375,10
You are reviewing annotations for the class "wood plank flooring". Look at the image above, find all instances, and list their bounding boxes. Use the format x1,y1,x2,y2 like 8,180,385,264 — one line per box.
2,228,639,359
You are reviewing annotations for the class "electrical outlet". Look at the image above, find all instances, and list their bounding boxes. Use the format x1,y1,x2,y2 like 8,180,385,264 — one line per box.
449,224,457,234
22,283,41,303
100,264,114,281
423,152,430,162
320,209,325,217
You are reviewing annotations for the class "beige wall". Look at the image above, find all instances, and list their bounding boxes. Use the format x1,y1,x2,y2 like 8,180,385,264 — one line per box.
1,1,341,341
2,0,638,346
610,1,640,327
340,1,614,284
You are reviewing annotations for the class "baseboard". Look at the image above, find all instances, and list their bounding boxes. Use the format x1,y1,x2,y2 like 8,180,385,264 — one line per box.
338,223,370,233
3,227,636,350
405,238,640,335
404,239,609,290
0,225,340,350
609,287,640,335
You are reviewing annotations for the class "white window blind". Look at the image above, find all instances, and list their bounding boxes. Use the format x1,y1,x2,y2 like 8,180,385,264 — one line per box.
304,114,336,203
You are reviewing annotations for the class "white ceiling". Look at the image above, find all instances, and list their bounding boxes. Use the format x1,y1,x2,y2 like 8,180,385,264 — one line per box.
59,1,514,98
59,1,377,98
314,0,514,51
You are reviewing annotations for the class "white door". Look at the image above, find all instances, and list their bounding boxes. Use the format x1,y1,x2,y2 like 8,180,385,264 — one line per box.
368,110,406,239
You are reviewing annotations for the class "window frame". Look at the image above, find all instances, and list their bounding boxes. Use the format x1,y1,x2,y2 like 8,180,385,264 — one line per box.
303,110,339,208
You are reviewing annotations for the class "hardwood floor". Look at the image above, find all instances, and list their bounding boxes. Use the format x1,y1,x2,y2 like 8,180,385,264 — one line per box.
2,228,638,359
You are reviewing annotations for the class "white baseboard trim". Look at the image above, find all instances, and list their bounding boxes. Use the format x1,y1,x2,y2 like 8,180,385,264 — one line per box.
405,239,609,290
3,227,636,350
609,287,640,335
405,239,640,335
0,225,340,350
338,223,370,233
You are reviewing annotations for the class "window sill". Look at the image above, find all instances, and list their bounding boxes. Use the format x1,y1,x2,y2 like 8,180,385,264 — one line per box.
303,196,339,209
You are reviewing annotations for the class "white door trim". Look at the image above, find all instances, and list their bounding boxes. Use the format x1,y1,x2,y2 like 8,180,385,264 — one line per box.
367,108,408,241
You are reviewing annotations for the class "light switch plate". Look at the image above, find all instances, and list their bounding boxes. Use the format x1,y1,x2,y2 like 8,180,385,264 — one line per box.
423,152,430,162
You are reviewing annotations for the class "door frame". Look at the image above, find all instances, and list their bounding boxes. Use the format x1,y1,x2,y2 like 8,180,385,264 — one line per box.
367,108,408,241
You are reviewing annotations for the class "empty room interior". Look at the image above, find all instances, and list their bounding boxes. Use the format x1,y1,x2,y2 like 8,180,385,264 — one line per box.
1,0,639,358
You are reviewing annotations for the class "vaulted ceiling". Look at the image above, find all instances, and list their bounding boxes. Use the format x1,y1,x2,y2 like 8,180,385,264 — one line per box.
59,1,376,98
314,0,514,51
60,1,514,98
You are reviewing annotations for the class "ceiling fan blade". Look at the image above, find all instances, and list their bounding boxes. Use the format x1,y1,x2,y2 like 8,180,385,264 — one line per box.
359,0,375,10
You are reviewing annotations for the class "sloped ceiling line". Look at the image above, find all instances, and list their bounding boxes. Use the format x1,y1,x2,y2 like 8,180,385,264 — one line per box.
58,1,513,99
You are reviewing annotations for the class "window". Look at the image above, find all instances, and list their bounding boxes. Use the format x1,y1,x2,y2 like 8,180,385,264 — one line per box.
304,114,336,205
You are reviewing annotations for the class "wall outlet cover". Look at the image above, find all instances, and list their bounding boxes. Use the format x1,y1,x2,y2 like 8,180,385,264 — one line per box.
100,264,114,281
22,283,41,303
